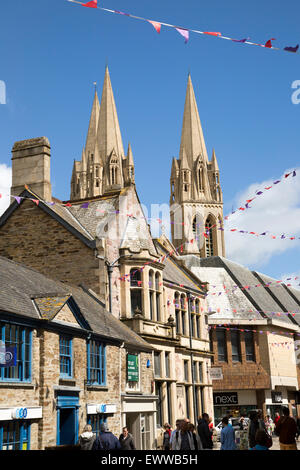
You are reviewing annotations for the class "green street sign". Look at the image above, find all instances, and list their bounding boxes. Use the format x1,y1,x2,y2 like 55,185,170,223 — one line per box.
127,354,139,382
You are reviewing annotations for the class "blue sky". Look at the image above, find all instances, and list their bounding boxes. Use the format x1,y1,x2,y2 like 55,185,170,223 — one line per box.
0,0,300,281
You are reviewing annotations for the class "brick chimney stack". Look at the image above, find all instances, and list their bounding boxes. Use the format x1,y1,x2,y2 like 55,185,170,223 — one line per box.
11,137,52,201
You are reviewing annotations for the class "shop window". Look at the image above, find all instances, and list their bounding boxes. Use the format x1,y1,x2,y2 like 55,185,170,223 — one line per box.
245,330,255,362
231,330,241,362
0,323,32,382
59,335,73,378
130,269,142,316
216,329,227,362
88,414,107,436
0,420,30,450
86,340,106,385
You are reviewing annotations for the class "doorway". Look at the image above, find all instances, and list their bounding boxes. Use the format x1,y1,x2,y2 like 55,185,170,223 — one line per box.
56,392,79,446
59,408,76,445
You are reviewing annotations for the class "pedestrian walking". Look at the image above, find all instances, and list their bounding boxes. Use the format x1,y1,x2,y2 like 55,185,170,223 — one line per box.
264,415,273,436
77,424,96,450
275,407,298,451
248,411,259,450
296,417,300,441
220,417,236,450
188,423,203,450
274,411,280,428
251,429,270,451
197,413,213,449
92,422,121,450
169,419,182,450
171,419,195,450
162,423,172,450
119,426,136,450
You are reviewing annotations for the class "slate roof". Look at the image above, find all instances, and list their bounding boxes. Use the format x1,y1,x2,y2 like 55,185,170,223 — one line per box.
155,241,206,294
0,256,152,351
182,255,300,327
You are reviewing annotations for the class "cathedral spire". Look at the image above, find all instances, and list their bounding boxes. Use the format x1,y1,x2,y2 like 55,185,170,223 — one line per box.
179,74,208,167
85,88,100,161
97,66,125,163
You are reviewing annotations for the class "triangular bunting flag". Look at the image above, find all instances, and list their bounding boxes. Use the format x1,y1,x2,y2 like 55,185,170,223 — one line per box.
175,27,189,43
204,32,221,37
265,38,276,48
148,20,161,34
82,0,97,8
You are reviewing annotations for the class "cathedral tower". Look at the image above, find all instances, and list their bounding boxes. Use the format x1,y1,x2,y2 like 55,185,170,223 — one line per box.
170,74,225,258
70,67,135,200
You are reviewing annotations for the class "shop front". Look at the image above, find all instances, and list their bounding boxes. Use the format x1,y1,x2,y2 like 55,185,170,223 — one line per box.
86,403,118,434
0,406,42,450
121,395,156,450
213,391,257,424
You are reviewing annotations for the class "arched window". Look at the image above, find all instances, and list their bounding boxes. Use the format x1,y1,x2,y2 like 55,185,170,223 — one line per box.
149,270,154,321
155,273,161,322
174,292,180,334
198,167,204,192
130,269,142,316
180,294,186,335
205,216,214,257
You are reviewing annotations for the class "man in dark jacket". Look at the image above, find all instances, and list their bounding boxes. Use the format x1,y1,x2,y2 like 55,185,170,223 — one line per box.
119,427,136,450
92,423,121,450
197,413,213,449
248,411,259,449
275,407,297,450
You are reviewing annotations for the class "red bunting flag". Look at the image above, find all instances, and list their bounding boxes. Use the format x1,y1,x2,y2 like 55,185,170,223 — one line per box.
265,38,276,48
148,20,161,34
204,32,221,37
82,0,97,8
175,27,189,43
33,199,39,206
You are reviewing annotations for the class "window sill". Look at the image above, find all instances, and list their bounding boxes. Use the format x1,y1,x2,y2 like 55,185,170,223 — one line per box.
86,385,108,391
0,382,34,388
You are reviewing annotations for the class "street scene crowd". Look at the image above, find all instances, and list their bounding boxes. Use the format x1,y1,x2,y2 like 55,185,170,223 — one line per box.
77,407,300,451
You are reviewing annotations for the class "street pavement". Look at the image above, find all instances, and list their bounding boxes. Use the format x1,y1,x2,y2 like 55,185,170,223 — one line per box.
214,435,300,450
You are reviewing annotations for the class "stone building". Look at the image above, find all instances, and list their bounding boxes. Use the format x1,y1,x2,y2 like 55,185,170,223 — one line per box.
168,76,300,422
1,65,299,445
0,68,214,445
0,256,155,450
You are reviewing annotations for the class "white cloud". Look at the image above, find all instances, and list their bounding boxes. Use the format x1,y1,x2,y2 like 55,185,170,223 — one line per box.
224,167,300,267
0,164,12,216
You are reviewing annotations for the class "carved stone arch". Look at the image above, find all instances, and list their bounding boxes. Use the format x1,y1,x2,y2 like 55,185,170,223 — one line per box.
192,211,204,251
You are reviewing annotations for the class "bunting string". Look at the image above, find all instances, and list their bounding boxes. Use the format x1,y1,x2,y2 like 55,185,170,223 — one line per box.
67,0,300,55
207,324,300,340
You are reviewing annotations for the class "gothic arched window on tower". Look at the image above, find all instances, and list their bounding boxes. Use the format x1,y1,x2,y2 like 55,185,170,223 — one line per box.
198,167,204,192
205,216,215,257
